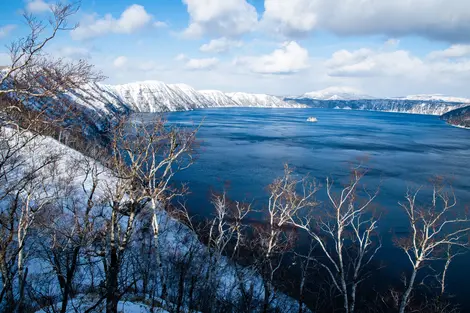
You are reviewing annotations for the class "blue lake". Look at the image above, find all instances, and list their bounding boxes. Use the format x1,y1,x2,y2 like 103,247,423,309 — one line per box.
150,107,470,306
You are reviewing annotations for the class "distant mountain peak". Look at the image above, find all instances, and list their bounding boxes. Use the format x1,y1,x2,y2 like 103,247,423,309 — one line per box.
301,86,373,100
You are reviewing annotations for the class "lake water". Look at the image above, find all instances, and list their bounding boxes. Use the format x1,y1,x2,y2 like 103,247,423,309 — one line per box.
144,108,470,307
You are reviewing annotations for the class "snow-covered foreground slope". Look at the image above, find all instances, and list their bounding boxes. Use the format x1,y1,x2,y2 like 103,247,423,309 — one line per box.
2,128,307,313
71,80,306,114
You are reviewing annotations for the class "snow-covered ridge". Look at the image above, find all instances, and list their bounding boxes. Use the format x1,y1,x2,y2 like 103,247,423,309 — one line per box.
294,88,470,105
300,87,374,101
71,80,306,114
286,97,467,116
227,91,306,108
285,87,470,116
399,94,470,103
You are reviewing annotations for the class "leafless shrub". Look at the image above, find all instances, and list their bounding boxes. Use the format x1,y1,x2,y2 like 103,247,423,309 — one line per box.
395,178,470,313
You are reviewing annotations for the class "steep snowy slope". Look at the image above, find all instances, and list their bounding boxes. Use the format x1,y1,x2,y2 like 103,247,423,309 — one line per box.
199,90,240,107
227,92,306,108
68,81,303,114
168,83,218,108
110,81,202,112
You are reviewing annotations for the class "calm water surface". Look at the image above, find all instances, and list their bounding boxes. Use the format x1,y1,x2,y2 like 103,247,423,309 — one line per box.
141,108,470,307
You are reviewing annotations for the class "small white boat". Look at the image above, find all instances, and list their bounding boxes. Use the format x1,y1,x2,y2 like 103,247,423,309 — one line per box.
307,117,318,122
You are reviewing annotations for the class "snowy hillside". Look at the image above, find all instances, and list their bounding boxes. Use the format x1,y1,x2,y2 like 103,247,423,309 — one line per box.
227,91,306,108
4,128,307,313
70,81,305,114
199,90,240,107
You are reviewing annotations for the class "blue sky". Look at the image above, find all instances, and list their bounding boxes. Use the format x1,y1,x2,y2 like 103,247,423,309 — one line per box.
1,0,470,97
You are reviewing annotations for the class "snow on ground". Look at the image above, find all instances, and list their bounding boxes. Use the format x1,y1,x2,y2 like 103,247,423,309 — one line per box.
3,128,307,313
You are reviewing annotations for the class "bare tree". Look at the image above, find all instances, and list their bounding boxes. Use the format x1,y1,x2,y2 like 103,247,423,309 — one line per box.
0,128,63,312
292,166,381,313
0,1,104,156
254,165,318,313
98,140,144,313
35,150,106,313
396,179,470,313
0,2,102,101
294,241,316,313
107,116,197,301
198,191,252,312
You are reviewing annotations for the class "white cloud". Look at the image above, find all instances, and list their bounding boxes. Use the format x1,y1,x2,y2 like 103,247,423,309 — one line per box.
0,25,16,38
326,48,424,77
427,45,470,60
200,37,243,53
153,21,168,28
185,58,219,70
25,0,51,13
236,41,310,74
261,0,470,42
182,0,258,38
113,56,128,68
71,4,152,40
325,45,470,83
175,54,187,61
261,0,317,37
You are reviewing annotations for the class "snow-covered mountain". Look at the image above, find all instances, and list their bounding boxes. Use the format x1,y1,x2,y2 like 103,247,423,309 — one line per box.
227,92,305,108
71,80,305,114
285,98,467,116
399,94,470,103
300,87,374,101
284,87,470,115
199,90,240,107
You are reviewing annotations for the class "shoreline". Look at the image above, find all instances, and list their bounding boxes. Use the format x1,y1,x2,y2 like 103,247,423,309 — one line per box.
449,123,470,129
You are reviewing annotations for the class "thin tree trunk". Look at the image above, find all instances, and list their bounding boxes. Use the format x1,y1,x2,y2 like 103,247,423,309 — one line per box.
298,276,305,313
399,266,419,313
106,211,119,313
176,266,186,313
151,200,166,300
441,255,452,295
263,280,271,313
337,228,349,313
